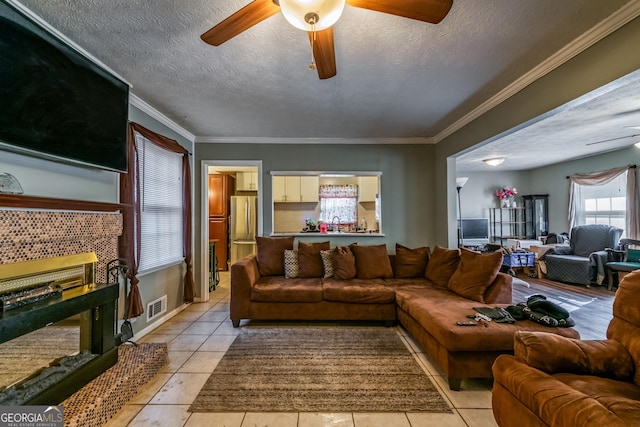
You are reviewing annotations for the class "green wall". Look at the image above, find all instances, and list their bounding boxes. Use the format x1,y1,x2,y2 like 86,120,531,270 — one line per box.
530,146,640,234
437,15,640,247
194,143,435,295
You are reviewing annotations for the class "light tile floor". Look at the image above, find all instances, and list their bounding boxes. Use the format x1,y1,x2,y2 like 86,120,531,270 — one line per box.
105,273,498,427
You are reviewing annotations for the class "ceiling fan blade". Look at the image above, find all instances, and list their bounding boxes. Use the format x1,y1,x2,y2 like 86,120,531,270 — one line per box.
346,0,453,24
308,28,337,80
201,0,281,46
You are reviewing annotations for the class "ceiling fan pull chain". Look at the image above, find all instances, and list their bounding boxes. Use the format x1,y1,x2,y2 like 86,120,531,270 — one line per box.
308,15,317,71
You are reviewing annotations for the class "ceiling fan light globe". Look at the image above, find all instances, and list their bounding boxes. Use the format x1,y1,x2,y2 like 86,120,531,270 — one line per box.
280,0,346,31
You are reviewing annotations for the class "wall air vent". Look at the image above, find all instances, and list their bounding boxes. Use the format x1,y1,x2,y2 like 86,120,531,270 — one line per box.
146,295,167,321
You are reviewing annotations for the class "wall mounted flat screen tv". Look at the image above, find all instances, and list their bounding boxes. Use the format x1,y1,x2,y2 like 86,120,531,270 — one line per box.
0,0,129,172
459,218,490,246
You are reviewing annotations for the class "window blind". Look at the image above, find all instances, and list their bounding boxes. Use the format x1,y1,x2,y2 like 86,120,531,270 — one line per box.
136,133,184,273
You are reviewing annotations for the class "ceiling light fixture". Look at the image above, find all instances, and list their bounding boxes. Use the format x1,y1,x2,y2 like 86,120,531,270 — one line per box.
483,157,506,167
279,0,346,31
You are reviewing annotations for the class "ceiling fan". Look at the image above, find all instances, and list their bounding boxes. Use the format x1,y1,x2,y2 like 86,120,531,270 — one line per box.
200,0,453,79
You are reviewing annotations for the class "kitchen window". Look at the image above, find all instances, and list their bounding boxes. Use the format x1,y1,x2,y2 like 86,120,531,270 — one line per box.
319,184,358,227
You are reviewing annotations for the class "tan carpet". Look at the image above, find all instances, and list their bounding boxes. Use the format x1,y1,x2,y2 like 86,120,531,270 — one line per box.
189,327,452,413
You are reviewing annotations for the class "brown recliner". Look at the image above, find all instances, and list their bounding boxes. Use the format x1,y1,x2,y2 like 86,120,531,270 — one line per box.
491,269,640,427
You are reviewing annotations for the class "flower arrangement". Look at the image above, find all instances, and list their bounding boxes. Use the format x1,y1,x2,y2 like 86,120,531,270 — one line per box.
496,187,517,201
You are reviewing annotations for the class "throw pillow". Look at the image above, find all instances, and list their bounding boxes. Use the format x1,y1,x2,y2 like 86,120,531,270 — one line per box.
394,243,430,278
284,249,299,279
256,236,294,276
298,241,331,278
320,250,334,278
424,245,460,288
448,248,503,303
351,244,394,279
332,246,357,280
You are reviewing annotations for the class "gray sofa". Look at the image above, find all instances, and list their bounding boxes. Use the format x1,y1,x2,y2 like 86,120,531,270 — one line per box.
543,224,623,286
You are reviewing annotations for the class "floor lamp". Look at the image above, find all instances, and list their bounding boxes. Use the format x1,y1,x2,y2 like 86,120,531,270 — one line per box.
456,177,469,248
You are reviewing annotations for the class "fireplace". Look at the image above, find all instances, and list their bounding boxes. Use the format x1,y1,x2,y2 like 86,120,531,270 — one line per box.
0,193,125,405
0,252,119,405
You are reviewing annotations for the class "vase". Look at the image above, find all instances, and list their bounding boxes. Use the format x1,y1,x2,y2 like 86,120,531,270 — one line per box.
500,199,509,208
511,200,517,208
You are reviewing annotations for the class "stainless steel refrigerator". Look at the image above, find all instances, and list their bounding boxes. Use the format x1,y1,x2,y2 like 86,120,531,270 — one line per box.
230,196,258,266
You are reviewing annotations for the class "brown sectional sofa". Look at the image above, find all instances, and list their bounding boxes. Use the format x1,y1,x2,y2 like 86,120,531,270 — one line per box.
230,238,580,389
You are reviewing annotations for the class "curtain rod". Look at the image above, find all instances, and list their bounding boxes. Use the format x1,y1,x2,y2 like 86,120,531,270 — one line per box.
566,164,636,179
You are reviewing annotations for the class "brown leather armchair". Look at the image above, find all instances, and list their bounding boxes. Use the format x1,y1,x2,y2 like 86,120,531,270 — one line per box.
491,269,640,427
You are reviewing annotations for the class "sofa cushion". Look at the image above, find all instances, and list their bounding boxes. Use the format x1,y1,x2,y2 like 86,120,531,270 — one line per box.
284,249,299,279
394,243,430,278
251,276,323,303
351,244,394,279
256,236,294,276
554,373,640,413
395,287,579,352
320,250,334,278
332,246,357,280
298,241,330,278
322,278,395,304
448,248,502,303
424,245,460,288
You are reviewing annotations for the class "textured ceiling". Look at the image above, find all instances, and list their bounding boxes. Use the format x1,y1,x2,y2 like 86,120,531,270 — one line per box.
11,0,640,169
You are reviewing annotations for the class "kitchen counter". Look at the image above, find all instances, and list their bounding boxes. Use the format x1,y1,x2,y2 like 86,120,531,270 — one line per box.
271,232,385,237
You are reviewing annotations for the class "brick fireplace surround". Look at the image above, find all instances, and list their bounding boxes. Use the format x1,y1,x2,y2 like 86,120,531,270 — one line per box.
0,196,124,283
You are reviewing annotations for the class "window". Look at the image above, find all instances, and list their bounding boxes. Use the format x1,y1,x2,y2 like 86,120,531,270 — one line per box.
136,132,184,273
319,184,358,226
577,172,627,235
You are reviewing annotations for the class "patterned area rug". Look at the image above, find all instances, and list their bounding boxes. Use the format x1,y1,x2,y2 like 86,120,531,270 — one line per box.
190,327,451,413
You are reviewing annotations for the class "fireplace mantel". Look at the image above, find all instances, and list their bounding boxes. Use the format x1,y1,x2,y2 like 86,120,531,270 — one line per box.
0,193,128,212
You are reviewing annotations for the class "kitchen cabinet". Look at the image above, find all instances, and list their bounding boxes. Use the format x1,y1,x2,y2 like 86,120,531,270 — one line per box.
208,174,234,217
358,176,378,202
273,176,319,202
209,218,228,271
208,173,234,270
300,176,319,202
236,172,258,191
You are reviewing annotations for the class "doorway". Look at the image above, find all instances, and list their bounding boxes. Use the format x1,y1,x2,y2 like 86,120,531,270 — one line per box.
200,160,263,301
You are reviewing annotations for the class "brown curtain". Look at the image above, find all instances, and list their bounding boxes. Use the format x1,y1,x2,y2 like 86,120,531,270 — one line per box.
119,124,144,318
568,164,639,240
120,122,195,317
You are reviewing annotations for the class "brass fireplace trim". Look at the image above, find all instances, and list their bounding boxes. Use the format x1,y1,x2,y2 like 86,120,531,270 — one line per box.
0,252,97,294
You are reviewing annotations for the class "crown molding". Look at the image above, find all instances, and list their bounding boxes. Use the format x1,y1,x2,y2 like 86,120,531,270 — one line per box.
434,1,640,144
129,94,196,143
195,136,435,144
